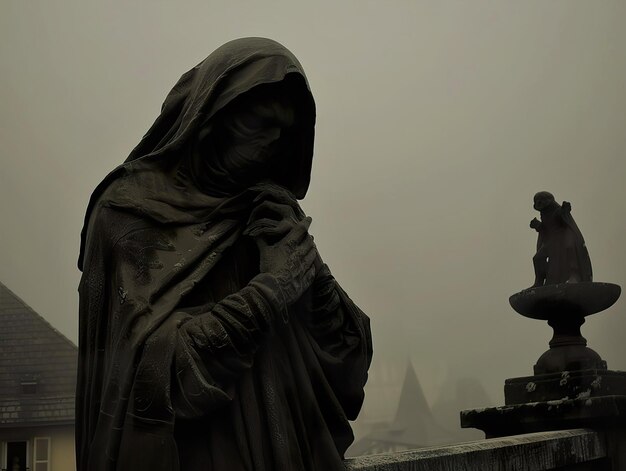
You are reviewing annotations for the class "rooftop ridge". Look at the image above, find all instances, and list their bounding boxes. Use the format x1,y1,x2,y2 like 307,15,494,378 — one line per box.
0,280,77,350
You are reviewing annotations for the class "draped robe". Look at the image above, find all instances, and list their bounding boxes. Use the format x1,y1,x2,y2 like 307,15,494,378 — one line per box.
76,38,372,471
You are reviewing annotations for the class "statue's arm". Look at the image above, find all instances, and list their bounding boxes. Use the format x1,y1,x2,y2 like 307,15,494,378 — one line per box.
552,201,572,224
172,221,317,418
106,217,313,420
303,264,343,335
301,264,373,420
530,218,542,231
171,272,288,418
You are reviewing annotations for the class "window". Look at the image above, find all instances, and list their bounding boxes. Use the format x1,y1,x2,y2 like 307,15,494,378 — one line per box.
20,380,38,394
33,437,50,471
20,374,39,395
5,441,28,471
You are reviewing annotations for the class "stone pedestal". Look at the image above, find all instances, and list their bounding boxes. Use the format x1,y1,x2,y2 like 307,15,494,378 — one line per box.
510,282,619,375
462,282,624,441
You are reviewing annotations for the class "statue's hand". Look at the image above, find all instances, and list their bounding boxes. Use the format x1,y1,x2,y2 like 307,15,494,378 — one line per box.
245,200,302,242
245,199,324,273
562,201,571,213
254,217,318,307
530,218,541,230
252,186,305,221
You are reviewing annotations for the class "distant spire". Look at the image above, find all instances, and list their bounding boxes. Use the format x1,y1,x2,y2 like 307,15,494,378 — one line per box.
392,359,434,427
362,359,455,448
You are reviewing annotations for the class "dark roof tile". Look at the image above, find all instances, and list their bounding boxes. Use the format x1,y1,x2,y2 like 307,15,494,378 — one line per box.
0,282,77,426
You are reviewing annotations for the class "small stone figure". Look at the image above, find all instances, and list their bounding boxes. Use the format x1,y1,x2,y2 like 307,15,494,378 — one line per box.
530,191,592,287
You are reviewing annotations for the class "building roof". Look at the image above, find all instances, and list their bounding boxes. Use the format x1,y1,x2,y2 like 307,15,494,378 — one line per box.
349,361,455,455
0,282,77,427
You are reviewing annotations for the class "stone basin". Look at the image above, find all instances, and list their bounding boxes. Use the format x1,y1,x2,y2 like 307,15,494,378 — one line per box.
509,282,621,320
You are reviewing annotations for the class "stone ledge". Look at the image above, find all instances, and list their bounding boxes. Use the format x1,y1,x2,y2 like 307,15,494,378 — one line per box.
461,395,626,438
504,369,626,405
344,429,606,471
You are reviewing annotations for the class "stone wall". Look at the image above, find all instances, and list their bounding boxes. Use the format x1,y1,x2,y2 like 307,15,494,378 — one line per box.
344,429,614,471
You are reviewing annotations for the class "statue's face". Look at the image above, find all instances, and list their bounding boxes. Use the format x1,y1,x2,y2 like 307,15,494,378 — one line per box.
533,192,555,211
191,84,297,193
218,94,295,168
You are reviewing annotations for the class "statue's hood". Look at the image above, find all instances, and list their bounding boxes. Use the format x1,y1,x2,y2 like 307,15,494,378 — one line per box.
125,37,316,195
79,38,316,270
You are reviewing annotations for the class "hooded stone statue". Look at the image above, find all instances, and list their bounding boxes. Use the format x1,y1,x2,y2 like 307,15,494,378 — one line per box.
76,38,373,471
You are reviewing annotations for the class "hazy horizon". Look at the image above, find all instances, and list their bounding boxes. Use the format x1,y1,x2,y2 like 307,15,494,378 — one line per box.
2,0,626,422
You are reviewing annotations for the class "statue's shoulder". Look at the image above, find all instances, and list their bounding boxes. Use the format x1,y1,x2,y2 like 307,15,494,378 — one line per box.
87,180,149,247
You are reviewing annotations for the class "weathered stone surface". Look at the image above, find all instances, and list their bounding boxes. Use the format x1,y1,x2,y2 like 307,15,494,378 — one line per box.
344,429,606,471
505,370,626,405
510,283,620,320
461,395,626,438
77,38,373,471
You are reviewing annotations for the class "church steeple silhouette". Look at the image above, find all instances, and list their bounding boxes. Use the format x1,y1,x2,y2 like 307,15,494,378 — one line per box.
349,359,454,454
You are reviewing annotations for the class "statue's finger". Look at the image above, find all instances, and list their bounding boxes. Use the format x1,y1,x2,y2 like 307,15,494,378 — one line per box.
254,220,293,237
253,189,305,219
283,218,312,245
253,188,298,206
243,218,279,237
249,201,297,225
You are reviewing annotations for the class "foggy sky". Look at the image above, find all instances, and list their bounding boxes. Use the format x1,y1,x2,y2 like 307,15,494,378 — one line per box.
2,0,626,413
